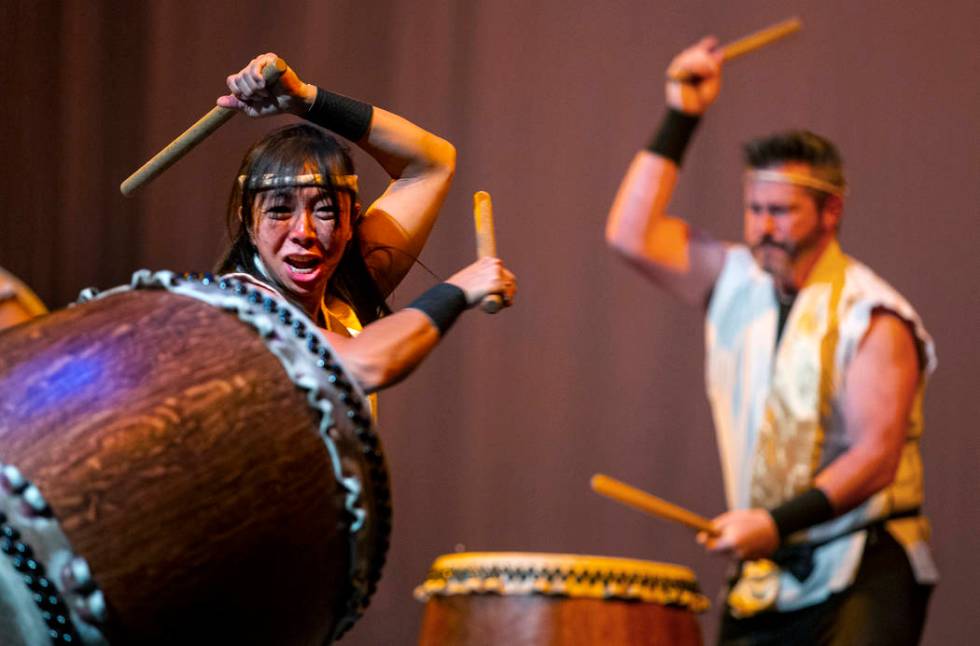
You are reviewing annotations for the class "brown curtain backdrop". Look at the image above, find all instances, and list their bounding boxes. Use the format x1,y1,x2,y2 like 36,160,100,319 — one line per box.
2,1,978,643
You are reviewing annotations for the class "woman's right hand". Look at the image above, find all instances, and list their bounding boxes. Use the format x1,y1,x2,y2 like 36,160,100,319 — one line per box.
445,257,517,310
217,52,316,117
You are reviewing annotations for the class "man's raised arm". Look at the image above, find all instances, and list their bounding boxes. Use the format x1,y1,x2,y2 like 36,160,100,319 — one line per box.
605,37,728,307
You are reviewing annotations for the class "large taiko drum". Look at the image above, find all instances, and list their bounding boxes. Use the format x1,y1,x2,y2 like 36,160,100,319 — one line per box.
0,270,391,645
415,552,709,646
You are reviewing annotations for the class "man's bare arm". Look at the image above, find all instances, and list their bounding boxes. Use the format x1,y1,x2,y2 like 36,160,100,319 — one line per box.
606,152,726,306
815,311,921,511
605,37,728,307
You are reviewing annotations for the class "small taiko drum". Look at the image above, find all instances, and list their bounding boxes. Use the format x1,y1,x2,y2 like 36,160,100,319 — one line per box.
0,266,47,331
415,552,709,646
0,270,391,645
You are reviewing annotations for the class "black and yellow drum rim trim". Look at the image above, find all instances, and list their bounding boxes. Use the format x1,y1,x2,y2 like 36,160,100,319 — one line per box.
414,552,709,613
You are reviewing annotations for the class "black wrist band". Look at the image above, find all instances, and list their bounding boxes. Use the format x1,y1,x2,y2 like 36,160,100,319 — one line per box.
646,108,701,166
407,283,468,336
769,488,835,540
306,86,374,142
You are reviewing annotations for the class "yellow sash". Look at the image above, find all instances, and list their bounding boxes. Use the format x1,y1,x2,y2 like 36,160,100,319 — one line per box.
749,241,848,508
324,296,378,420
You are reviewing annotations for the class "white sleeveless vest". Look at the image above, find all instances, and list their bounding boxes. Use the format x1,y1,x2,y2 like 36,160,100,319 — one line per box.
705,241,938,610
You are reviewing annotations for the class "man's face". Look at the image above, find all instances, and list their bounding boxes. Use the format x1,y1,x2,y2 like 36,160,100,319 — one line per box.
742,163,833,286
250,185,353,312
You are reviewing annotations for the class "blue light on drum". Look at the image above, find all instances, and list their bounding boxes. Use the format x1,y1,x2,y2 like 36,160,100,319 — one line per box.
4,350,109,418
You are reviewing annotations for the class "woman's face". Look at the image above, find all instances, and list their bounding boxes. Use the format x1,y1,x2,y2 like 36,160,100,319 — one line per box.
250,185,352,315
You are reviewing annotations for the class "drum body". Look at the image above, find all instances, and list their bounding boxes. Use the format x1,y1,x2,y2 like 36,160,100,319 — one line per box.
415,552,708,646
0,271,391,645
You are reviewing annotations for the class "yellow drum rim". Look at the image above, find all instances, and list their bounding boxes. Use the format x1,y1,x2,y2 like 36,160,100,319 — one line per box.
0,267,47,317
414,552,709,613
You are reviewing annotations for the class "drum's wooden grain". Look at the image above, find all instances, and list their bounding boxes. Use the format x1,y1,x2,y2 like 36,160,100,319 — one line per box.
0,290,364,644
420,596,702,646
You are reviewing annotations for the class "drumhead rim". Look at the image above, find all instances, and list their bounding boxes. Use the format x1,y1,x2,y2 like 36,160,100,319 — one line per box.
0,267,47,317
416,551,710,613
429,552,698,580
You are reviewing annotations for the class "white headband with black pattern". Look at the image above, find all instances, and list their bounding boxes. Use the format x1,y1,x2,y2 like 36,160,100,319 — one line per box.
238,172,359,193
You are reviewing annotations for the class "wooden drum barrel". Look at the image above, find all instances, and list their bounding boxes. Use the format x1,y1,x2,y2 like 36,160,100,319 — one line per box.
415,552,709,646
0,270,391,645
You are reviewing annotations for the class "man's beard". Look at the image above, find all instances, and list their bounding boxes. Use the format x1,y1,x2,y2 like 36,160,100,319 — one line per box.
750,226,824,283
751,236,792,277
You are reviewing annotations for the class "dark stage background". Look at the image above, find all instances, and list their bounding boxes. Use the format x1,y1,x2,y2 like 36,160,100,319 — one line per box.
1,1,978,644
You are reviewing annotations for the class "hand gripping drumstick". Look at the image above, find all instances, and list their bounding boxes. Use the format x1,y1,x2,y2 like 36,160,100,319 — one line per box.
591,473,719,536
120,57,288,196
473,191,504,314
669,17,803,81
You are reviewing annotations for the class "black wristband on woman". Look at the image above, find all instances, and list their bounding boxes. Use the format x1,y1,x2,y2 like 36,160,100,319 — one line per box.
646,108,701,166
407,283,468,336
768,488,835,540
305,86,374,142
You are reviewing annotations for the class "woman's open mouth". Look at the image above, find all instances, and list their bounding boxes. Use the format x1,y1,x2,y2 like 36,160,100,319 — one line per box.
283,254,324,283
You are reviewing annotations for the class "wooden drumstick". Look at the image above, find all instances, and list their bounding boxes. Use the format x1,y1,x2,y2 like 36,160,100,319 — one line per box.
722,17,802,62
473,191,504,314
669,17,803,81
120,57,288,196
591,473,719,536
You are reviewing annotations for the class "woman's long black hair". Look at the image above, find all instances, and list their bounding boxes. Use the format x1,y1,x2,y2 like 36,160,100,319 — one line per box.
216,124,392,325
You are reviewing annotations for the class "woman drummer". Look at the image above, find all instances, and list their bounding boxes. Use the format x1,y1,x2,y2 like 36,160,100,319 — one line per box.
215,53,516,393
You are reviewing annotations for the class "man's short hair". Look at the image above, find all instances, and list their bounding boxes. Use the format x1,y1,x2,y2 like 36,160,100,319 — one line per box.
743,131,846,205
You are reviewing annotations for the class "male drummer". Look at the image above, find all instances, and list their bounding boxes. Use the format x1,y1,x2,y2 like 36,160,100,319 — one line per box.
604,37,936,644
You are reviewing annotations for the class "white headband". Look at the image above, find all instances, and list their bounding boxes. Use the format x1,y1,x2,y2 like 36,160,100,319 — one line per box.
745,169,847,197
239,172,359,193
